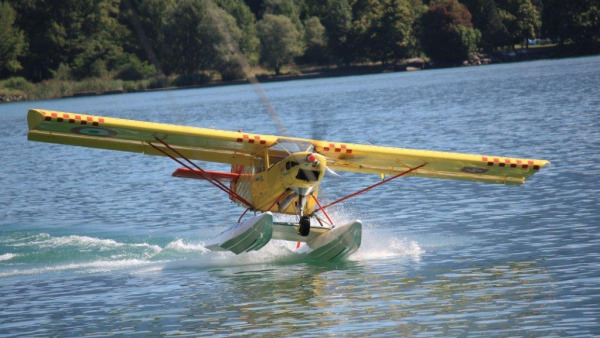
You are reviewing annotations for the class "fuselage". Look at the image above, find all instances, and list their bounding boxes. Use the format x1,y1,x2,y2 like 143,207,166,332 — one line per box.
232,151,327,216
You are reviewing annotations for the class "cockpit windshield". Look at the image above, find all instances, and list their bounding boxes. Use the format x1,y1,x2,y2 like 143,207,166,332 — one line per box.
270,139,314,154
267,139,314,167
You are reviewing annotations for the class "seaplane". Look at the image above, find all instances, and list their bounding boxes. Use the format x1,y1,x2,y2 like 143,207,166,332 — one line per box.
27,108,549,261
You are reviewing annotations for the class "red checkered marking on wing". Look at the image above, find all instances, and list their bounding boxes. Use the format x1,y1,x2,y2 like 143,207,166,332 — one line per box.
40,110,106,126
482,156,540,170
236,133,267,145
323,143,353,154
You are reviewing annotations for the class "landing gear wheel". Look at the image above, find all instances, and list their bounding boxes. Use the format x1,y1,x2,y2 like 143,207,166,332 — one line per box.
298,216,311,236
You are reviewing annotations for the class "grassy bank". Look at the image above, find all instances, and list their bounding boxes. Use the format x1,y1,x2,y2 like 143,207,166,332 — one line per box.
0,76,170,102
1,44,596,103
0,65,388,103
0,71,252,102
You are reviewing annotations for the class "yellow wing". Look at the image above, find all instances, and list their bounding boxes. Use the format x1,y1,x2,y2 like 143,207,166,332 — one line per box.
27,109,549,185
311,140,549,185
27,109,277,166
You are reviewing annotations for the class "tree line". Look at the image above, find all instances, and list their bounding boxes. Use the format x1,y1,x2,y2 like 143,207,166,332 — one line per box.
1,0,598,84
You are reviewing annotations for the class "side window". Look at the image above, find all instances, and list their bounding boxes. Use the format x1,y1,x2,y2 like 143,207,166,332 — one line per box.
254,156,265,173
285,161,299,170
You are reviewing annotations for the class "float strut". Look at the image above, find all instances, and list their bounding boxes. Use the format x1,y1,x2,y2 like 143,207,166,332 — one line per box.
315,163,426,213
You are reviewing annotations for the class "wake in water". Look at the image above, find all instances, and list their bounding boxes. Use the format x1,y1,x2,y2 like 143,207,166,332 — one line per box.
0,224,424,277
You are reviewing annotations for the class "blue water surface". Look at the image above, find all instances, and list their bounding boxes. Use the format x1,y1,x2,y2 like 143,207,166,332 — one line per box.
1,56,599,336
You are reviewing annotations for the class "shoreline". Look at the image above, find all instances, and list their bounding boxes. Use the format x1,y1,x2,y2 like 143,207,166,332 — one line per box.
1,46,596,104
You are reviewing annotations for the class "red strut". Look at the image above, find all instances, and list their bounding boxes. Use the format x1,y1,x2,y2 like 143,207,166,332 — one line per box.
148,137,253,208
315,163,426,213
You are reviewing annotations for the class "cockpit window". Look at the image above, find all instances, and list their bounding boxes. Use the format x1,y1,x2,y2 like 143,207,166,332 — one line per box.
285,161,299,170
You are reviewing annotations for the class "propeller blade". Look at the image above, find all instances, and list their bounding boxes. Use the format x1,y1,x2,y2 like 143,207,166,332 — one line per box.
326,166,342,178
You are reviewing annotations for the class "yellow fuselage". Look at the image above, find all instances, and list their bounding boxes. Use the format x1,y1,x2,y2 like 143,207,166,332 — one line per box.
232,152,326,216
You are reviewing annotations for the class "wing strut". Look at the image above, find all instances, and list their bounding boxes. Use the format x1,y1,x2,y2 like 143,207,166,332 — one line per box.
314,163,426,214
147,137,253,209
311,194,335,227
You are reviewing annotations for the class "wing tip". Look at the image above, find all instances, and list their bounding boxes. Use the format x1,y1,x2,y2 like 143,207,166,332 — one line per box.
27,108,47,131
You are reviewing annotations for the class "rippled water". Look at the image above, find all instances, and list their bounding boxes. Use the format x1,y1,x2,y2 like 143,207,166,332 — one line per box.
1,56,599,336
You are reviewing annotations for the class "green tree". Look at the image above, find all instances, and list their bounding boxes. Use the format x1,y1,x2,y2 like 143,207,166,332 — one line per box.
496,0,541,48
367,0,419,63
163,0,206,74
215,0,261,66
257,14,305,74
302,16,329,64
206,1,247,80
320,0,352,62
565,0,600,52
347,0,384,63
0,2,27,76
542,0,600,53
517,0,541,47
119,0,175,71
8,0,125,81
462,0,509,51
164,0,227,74
70,0,129,79
418,0,481,64
263,0,302,24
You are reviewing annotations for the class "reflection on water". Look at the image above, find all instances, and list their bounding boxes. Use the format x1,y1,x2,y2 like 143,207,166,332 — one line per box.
1,56,599,335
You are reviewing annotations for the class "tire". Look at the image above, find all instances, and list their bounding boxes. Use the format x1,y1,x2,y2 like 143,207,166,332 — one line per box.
298,216,311,236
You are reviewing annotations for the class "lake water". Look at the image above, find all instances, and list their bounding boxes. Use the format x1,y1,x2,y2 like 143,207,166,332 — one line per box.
1,56,599,336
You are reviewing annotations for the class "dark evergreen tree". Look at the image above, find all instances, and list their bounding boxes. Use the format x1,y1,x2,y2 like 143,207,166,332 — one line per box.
462,0,509,51
0,2,28,76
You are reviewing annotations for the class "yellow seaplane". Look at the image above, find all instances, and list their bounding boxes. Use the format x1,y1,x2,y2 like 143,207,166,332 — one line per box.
27,108,549,261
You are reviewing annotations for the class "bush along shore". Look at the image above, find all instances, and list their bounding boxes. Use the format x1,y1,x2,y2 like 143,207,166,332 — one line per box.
1,43,589,104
